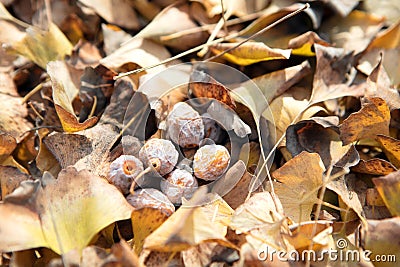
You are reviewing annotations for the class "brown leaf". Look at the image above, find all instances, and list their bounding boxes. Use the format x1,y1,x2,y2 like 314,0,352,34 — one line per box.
79,0,139,30
361,217,400,265
310,44,364,104
0,93,33,141
320,10,384,54
269,87,326,142
134,3,207,50
0,132,16,163
358,21,400,86
270,151,324,222
43,132,92,169
339,97,390,145
0,166,31,199
286,117,359,170
365,55,400,110
35,129,61,177
351,158,397,176
326,175,365,221
235,60,312,104
376,135,400,169
189,67,236,109
79,64,116,121
48,61,98,132
372,170,400,216
143,189,234,252
288,31,330,56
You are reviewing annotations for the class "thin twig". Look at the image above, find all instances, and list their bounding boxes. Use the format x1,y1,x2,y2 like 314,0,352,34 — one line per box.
204,3,309,62
114,4,309,80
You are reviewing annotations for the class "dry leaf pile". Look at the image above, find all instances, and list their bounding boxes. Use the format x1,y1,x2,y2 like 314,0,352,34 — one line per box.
0,0,400,266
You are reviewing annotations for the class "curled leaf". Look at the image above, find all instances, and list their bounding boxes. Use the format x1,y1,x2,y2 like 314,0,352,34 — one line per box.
209,42,291,66
339,97,390,145
376,134,400,169
48,61,98,132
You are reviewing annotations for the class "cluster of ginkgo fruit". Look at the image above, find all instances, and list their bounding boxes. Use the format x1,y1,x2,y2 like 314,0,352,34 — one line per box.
108,101,231,215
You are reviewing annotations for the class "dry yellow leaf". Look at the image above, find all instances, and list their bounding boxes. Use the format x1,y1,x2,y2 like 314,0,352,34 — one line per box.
10,23,73,69
0,167,133,254
131,207,168,255
372,170,400,216
209,42,291,66
48,61,98,132
339,97,390,145
144,189,234,252
270,151,325,222
352,158,397,176
376,134,400,168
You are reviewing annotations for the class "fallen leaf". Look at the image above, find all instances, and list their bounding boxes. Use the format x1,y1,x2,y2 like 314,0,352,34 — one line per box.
376,135,400,168
288,31,330,56
43,132,92,169
358,21,400,86
131,208,168,255
339,97,390,145
366,188,386,207
286,221,333,251
209,42,291,66
326,175,365,221
98,79,135,130
268,87,326,142
79,64,116,120
235,60,312,104
363,0,400,25
230,192,284,234
324,0,359,17
0,132,16,163
286,117,360,170
320,10,384,54
0,92,33,141
229,191,287,254
0,166,31,199
79,0,139,30
351,158,397,176
8,23,73,69
134,3,207,50
101,24,132,56
189,67,236,109
0,167,133,254
35,129,61,176
143,189,234,252
365,55,400,110
48,60,98,132
100,38,172,75
372,170,400,216
361,217,400,266
270,151,325,222
310,44,364,105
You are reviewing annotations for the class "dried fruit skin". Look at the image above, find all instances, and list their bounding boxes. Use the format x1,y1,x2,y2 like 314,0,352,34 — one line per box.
161,169,198,205
139,138,179,176
166,102,204,148
126,188,175,216
193,144,231,181
109,155,144,194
